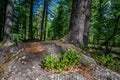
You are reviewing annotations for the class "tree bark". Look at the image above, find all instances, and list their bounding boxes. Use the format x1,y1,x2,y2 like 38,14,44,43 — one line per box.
44,11,48,41
3,0,14,45
64,0,92,47
43,2,49,41
0,1,7,41
29,0,33,40
0,4,2,41
83,0,92,47
23,6,27,40
40,0,46,41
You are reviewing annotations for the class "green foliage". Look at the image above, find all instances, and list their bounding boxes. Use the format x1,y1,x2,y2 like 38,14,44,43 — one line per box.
48,0,72,40
43,56,57,70
90,50,120,70
87,61,93,68
11,34,23,43
60,48,82,69
42,48,82,72
90,0,120,47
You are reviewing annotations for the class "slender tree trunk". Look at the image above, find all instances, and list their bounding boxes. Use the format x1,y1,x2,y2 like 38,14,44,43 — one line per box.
3,0,7,35
24,16,27,40
0,26,2,41
3,0,14,45
43,13,48,41
43,3,48,41
29,0,33,40
40,0,46,41
0,4,2,41
0,1,7,41
22,3,27,40
83,0,92,47
23,16,26,40
0,21,2,40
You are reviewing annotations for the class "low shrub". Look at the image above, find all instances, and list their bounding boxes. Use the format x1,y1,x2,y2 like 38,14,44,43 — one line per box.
42,48,83,72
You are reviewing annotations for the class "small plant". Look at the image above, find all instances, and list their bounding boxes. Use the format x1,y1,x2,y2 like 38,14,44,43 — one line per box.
66,49,78,68
87,61,93,68
43,56,56,70
56,62,64,72
42,48,83,72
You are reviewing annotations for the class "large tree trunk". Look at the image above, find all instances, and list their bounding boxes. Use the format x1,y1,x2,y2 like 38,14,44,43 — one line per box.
29,0,33,40
63,0,92,47
3,0,14,45
83,0,92,47
64,0,91,47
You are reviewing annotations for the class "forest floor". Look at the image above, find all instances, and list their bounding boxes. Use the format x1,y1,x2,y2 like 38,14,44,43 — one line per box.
0,41,98,80
0,41,120,80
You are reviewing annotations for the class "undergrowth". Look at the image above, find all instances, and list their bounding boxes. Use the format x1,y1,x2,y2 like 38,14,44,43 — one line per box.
42,48,83,73
90,50,120,73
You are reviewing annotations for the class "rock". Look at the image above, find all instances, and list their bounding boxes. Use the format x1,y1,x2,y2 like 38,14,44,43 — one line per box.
0,54,90,80
92,66,120,80
0,41,120,80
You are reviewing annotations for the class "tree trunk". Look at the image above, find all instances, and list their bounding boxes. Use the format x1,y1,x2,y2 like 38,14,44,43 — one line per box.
64,0,92,47
40,0,46,41
0,25,2,41
23,16,26,40
29,0,33,40
1,1,7,40
3,0,14,45
0,1,7,41
43,12,48,41
0,4,2,41
83,0,92,47
43,3,48,41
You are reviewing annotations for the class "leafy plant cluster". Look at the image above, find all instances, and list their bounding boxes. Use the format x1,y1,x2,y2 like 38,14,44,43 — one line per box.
11,33,23,43
42,48,82,72
90,50,120,72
